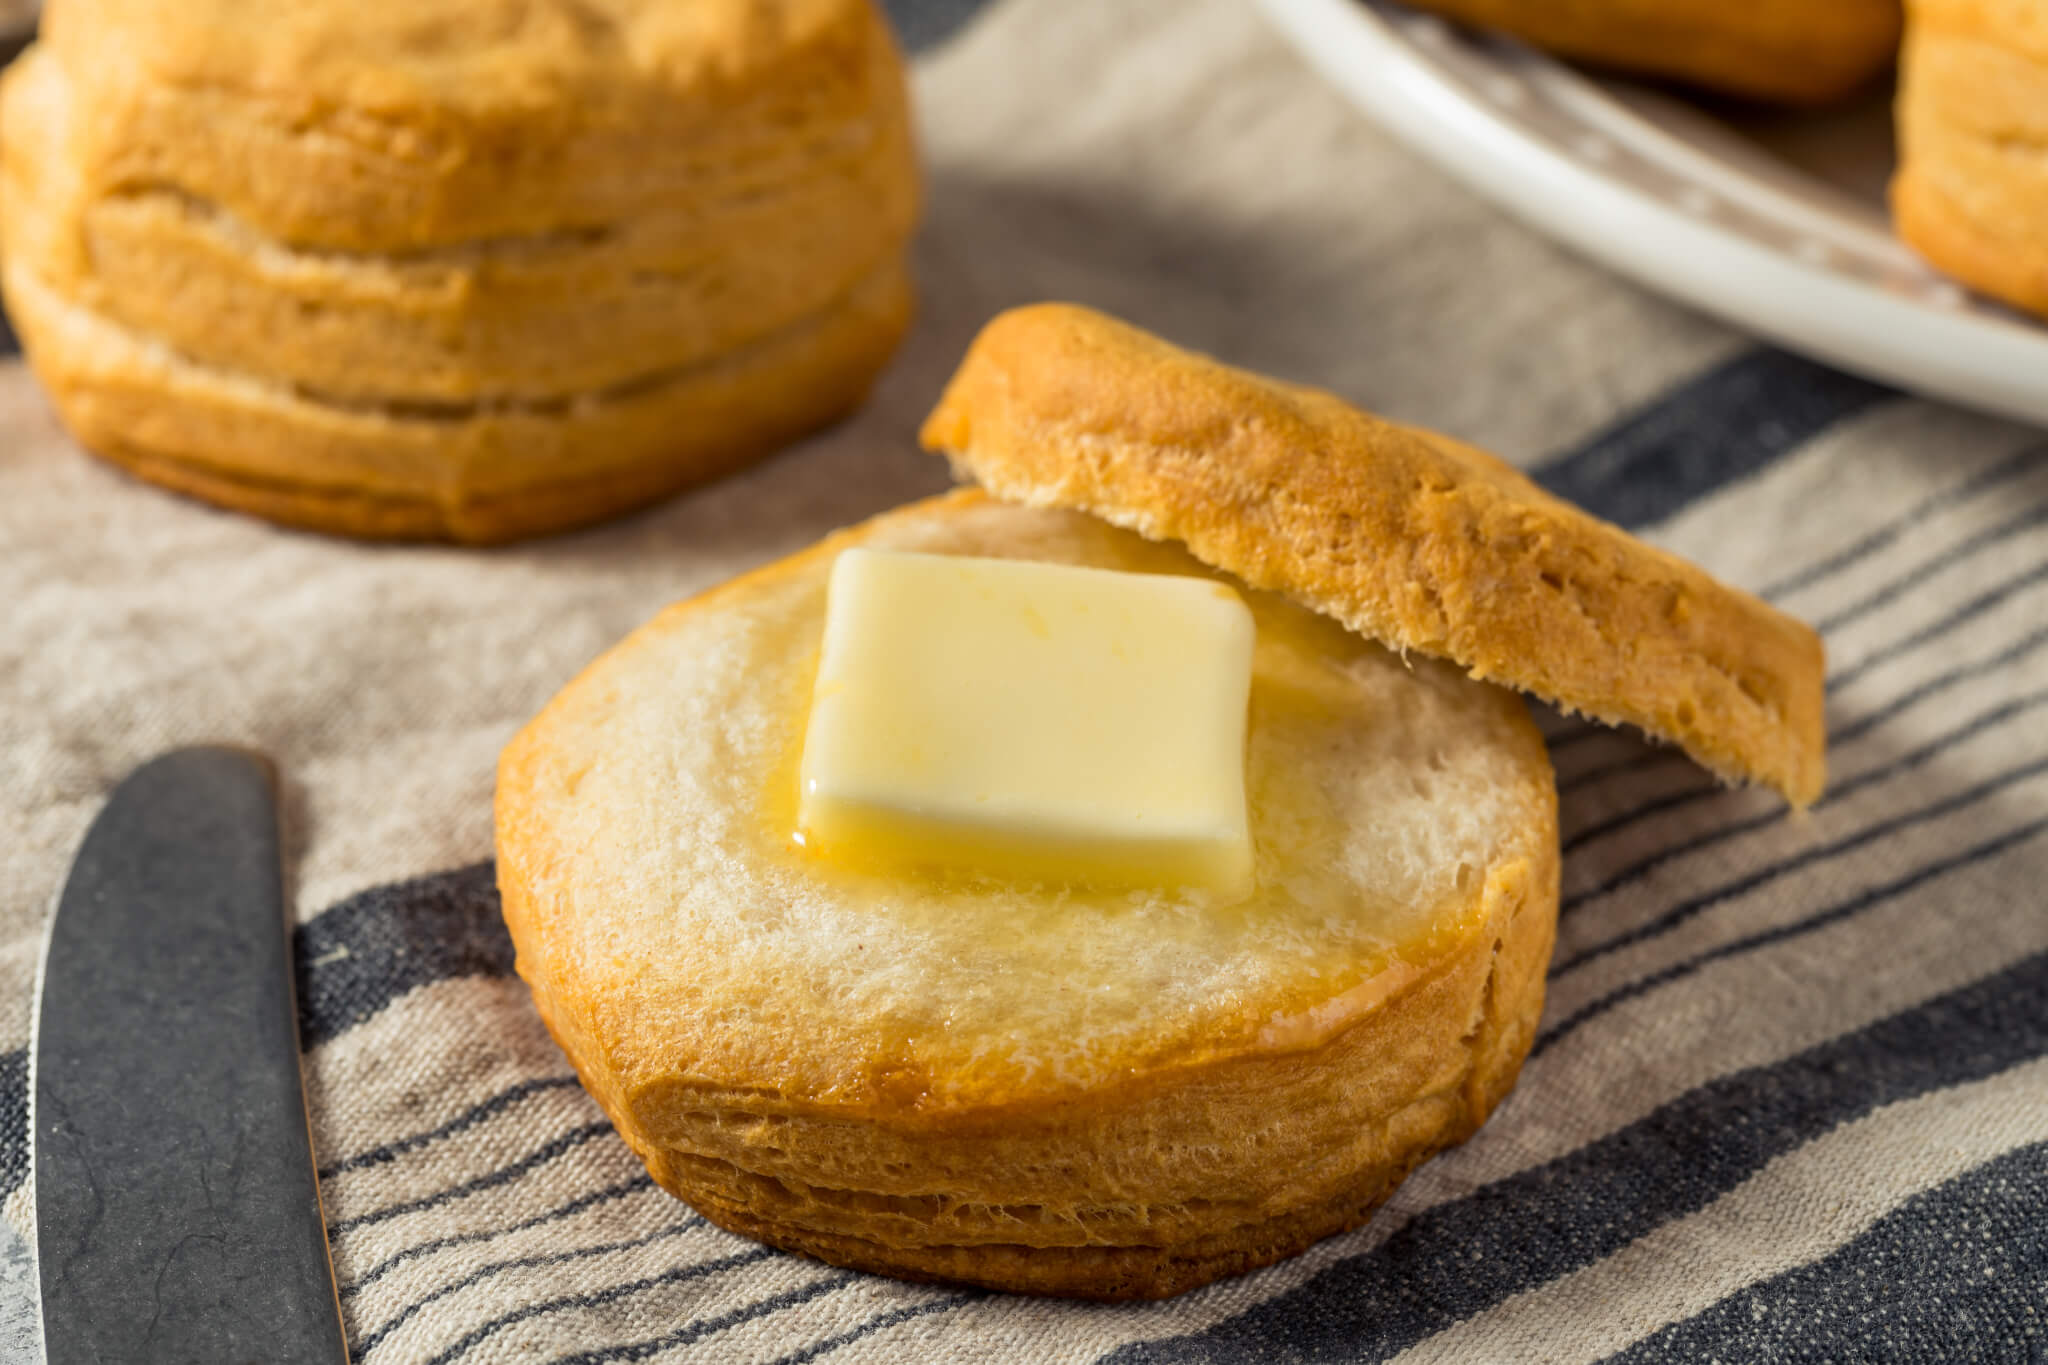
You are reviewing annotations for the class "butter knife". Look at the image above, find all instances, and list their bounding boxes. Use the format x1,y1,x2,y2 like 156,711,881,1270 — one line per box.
34,748,347,1364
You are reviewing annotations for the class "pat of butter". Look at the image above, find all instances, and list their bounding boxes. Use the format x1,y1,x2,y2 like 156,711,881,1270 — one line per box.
797,548,1256,894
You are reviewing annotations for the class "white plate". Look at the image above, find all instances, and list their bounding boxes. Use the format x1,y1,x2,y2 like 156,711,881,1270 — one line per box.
1256,0,2048,430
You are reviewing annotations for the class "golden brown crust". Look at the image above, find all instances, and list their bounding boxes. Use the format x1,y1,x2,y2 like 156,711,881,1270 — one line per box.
37,0,906,251
0,0,920,540
495,492,1560,1298
4,255,912,543
0,37,918,404
1892,0,2048,318
922,305,1828,807
1401,0,1901,105
504,803,1554,1301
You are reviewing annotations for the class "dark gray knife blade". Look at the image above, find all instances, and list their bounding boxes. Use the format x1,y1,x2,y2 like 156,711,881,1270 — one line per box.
34,747,347,1364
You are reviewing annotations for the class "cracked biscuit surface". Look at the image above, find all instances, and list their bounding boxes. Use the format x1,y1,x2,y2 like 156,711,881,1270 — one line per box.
0,0,919,540
496,491,1560,1299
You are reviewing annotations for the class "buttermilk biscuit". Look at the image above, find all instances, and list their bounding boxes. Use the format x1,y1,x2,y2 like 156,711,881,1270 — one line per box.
1892,0,2048,319
499,307,1828,1299
923,305,1827,807
1401,0,1901,105
498,490,1560,1299
0,0,919,541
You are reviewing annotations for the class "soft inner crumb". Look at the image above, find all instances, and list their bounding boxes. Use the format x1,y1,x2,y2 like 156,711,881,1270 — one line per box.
534,500,1541,1102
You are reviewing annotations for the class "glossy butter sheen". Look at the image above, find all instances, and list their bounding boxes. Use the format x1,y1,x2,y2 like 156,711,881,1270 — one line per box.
797,548,1257,892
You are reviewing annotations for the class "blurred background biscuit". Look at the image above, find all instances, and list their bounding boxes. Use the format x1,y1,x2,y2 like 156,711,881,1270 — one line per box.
1397,0,1902,104
0,0,921,541
1893,0,2048,319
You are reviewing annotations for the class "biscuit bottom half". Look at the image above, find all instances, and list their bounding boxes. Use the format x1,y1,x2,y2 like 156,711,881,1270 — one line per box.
495,491,1561,1299
1,256,911,543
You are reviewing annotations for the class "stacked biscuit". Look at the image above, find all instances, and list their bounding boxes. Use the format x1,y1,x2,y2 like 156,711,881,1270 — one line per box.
0,0,919,541
1893,0,2048,319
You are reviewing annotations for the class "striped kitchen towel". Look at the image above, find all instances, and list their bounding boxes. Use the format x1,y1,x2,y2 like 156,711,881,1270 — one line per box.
3,0,2045,1360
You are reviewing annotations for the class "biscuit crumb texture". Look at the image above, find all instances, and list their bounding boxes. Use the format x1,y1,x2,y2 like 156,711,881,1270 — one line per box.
496,493,1560,1298
923,304,1829,807
0,0,919,541
1893,0,2048,319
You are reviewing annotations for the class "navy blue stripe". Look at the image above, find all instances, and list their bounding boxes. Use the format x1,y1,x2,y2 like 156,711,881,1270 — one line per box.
1833,557,2048,693
1532,350,1895,764
328,1120,614,1235
419,1248,790,1365
1553,447,2047,777
1563,777,1722,854
319,1075,581,1181
344,1175,656,1297
519,1268,850,1365
1536,814,2048,1060
243,345,1882,1065
1529,348,1894,531
1564,608,2034,795
1546,725,1635,759
1602,1139,2048,1365
1559,749,1682,796
1559,553,2048,859
1832,622,2048,748
883,0,993,52
1100,947,2048,1365
1760,443,2048,601
1564,682,2048,921
764,1298,971,1365
350,1221,700,1361
1812,499,2048,637
1809,518,2048,689
0,1048,23,1198
295,861,512,1050
1556,752,2048,974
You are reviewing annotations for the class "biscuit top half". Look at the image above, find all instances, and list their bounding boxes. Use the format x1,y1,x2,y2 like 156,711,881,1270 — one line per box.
34,0,906,249
922,304,1828,806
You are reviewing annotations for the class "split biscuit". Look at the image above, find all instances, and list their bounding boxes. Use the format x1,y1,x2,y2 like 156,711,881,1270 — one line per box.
497,306,1828,1300
923,305,1828,806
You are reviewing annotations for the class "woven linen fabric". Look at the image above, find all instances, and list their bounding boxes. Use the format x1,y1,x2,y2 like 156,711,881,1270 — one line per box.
6,0,2048,1358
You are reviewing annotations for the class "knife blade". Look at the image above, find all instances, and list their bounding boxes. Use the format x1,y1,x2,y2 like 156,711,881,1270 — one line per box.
34,747,347,1364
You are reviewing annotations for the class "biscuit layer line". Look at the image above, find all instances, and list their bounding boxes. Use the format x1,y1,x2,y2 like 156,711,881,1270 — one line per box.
4,256,913,541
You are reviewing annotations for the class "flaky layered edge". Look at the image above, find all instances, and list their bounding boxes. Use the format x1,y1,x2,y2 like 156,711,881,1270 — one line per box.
494,490,1562,1298
0,41,920,403
921,305,1829,807
2,254,913,542
1892,7,2048,319
619,846,1552,1300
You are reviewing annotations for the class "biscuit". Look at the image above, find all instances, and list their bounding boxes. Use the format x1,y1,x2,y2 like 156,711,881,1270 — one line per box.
1400,0,1901,105
497,490,1560,1298
0,0,920,541
1892,0,2048,319
2,254,911,543
923,305,1828,807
